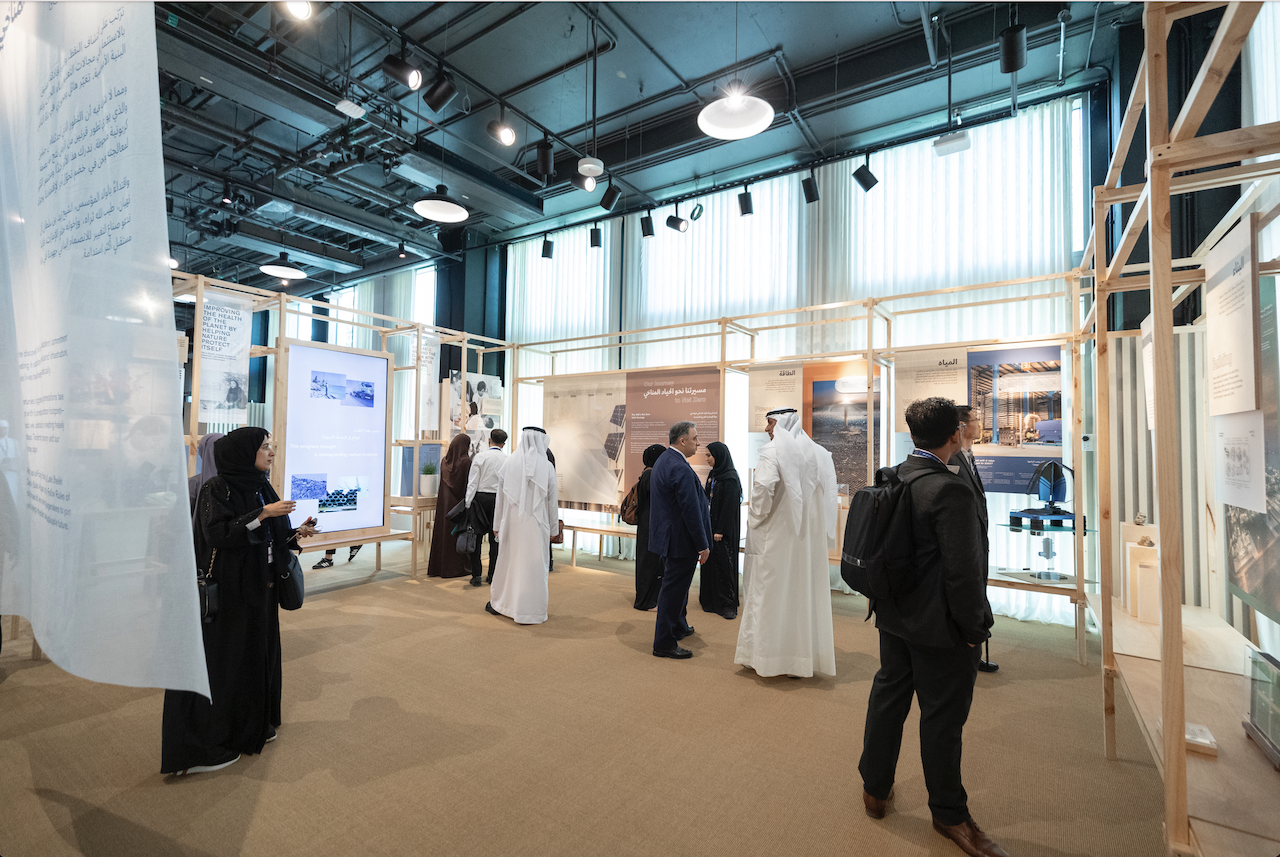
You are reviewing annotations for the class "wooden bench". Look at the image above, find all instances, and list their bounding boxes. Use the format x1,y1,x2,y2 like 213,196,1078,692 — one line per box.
557,523,637,569
297,530,416,577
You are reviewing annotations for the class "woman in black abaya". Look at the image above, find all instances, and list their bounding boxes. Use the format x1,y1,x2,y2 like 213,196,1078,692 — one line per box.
161,427,315,775
700,441,741,619
633,444,666,611
426,433,474,578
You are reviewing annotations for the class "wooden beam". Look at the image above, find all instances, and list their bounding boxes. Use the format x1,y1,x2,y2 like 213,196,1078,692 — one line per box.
1163,1,1229,21
1152,119,1280,171
1096,159,1280,205
1191,177,1276,259
1106,55,1148,189
1106,269,1206,293
1094,193,1118,760
1169,2,1263,143
1107,183,1151,281
1144,5,1190,850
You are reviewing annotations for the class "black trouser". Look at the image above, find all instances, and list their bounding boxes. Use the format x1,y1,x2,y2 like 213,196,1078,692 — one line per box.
858,629,981,826
469,491,498,579
652,554,696,652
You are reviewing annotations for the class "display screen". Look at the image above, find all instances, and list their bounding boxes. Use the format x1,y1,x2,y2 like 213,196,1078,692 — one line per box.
283,342,388,533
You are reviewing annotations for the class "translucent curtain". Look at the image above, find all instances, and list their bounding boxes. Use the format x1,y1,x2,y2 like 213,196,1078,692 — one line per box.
507,221,621,379
622,176,802,366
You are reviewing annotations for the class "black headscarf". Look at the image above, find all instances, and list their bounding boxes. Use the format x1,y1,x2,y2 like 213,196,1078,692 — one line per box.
705,441,742,502
642,444,665,468
441,433,473,497
213,427,273,497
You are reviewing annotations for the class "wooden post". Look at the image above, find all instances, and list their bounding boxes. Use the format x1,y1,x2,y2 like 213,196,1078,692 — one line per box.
271,294,288,498
1072,335,1088,666
411,326,421,578
1094,191,1119,761
720,320,728,442
1145,6,1190,851
865,300,876,486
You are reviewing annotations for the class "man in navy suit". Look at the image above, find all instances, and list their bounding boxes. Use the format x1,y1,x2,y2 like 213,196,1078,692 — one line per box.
649,420,713,659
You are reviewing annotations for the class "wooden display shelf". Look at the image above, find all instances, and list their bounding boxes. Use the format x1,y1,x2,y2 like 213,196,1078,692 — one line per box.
1086,594,1277,857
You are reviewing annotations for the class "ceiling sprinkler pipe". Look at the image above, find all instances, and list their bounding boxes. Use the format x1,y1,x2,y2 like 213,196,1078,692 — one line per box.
919,3,938,69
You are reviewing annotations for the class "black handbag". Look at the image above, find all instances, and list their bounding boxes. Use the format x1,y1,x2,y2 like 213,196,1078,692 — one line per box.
199,549,219,624
456,527,478,554
278,551,305,610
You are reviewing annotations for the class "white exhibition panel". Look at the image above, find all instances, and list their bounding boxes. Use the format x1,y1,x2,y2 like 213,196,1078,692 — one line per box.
283,342,389,533
1205,218,1260,417
0,3,208,694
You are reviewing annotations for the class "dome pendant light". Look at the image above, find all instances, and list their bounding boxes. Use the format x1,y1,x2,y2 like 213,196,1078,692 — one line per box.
260,252,306,280
698,79,774,140
412,184,468,223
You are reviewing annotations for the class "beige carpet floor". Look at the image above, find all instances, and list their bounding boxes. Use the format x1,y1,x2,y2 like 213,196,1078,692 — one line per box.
0,541,1165,857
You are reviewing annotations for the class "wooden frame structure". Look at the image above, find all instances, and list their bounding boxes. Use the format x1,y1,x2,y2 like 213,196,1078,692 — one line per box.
1081,4,1280,854
172,271,516,579
504,272,1096,664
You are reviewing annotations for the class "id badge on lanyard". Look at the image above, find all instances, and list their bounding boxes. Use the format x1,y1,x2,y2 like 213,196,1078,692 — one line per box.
258,492,274,565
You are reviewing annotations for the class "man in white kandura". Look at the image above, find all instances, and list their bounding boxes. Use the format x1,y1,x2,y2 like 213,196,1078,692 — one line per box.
485,427,559,625
735,408,839,678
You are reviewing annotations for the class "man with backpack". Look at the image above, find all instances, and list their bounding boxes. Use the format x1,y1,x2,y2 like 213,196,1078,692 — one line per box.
856,397,1004,857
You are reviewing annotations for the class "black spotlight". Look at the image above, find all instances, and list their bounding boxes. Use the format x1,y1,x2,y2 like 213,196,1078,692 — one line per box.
382,55,424,91
486,107,515,146
600,182,622,212
569,172,597,192
853,156,878,192
640,211,655,237
541,236,554,259
221,181,233,206
590,226,602,248
535,140,554,176
738,186,753,216
999,25,1027,74
666,204,689,232
801,173,820,204
397,241,406,259
423,70,457,112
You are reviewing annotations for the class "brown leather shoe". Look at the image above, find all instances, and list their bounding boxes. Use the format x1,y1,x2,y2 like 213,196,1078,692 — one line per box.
932,818,1010,857
862,788,893,819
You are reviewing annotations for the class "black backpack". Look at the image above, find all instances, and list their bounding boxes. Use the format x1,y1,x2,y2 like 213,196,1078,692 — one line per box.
840,464,944,601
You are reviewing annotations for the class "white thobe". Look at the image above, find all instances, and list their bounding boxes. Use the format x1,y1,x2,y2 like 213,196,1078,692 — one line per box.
734,442,837,677
489,462,558,624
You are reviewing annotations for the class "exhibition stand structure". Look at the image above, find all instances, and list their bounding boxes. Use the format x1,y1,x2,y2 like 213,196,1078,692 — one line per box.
499,268,1095,663
173,271,516,580
1082,3,1280,854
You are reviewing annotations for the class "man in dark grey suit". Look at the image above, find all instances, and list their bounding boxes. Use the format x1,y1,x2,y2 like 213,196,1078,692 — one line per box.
860,397,1005,857
950,405,997,673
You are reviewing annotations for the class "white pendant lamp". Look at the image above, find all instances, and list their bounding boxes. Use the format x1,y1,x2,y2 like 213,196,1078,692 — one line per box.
412,185,468,223
698,79,774,140
260,252,305,280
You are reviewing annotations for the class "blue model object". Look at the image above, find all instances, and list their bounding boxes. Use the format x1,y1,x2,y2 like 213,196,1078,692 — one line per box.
1010,461,1080,534
1035,418,1062,443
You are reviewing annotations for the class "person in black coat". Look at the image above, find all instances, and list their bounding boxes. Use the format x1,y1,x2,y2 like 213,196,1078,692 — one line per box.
633,444,666,610
699,441,741,619
950,405,997,673
649,421,712,659
161,427,317,776
858,397,1005,857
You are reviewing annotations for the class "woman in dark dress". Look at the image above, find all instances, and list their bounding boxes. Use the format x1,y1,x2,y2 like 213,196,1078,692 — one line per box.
162,427,316,775
633,443,666,610
700,441,742,619
427,433,474,578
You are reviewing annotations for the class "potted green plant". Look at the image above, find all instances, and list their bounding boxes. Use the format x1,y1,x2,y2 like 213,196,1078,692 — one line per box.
419,461,439,496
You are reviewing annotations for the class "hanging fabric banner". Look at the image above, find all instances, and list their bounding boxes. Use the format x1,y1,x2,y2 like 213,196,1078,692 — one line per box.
417,334,440,432
0,2,209,694
197,292,252,424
